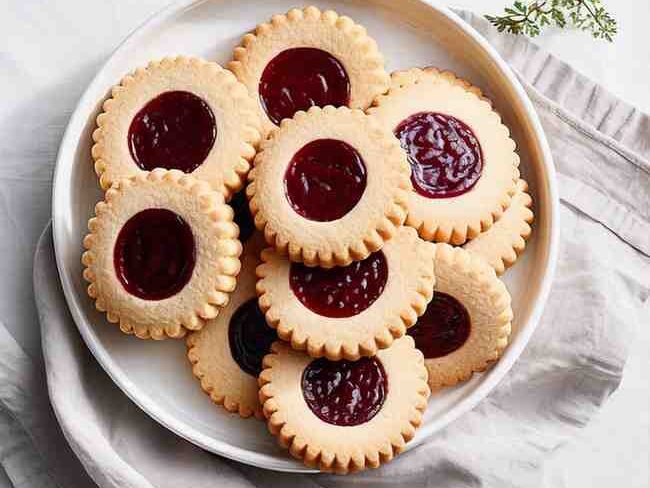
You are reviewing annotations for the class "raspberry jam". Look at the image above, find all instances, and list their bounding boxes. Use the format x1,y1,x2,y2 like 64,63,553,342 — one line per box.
394,112,483,198
407,292,471,358
113,208,195,300
302,356,387,426
229,190,255,243
289,251,387,318
284,138,366,222
228,298,276,376
259,47,350,125
128,90,216,173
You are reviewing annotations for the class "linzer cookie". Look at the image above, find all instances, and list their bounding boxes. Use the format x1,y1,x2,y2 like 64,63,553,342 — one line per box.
256,226,435,360
258,337,430,473
229,6,389,133
368,67,520,245
408,244,512,389
247,105,410,268
82,169,241,339
92,56,261,198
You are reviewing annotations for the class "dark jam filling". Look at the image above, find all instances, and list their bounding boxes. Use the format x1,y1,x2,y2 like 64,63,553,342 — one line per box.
302,356,387,426
289,251,387,318
228,298,276,377
394,112,483,198
229,190,255,243
128,90,216,173
284,138,366,222
259,47,350,125
407,292,471,358
113,208,195,300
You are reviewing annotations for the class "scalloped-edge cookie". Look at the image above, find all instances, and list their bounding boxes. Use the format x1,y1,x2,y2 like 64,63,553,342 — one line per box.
256,226,435,360
92,56,262,199
367,67,520,245
228,6,389,134
464,178,534,275
82,169,242,339
258,336,430,473
187,233,272,418
407,244,512,389
247,105,410,268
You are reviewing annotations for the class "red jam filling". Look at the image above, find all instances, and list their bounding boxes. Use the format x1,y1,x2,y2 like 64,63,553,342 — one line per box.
128,90,216,173
229,190,255,243
284,138,366,222
302,356,387,426
114,208,195,300
228,298,276,377
289,251,387,318
394,112,483,198
259,47,350,125
407,292,471,358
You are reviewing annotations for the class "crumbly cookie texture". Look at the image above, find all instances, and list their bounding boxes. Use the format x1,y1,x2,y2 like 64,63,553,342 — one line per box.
258,337,430,473
228,6,389,134
82,169,242,339
187,234,266,418
423,244,512,388
256,226,435,360
464,179,534,275
247,105,411,268
367,67,520,245
92,56,261,199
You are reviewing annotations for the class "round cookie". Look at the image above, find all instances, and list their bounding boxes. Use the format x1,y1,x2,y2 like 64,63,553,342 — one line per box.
367,67,520,245
92,56,262,199
407,244,512,388
258,336,430,473
256,226,435,360
82,169,241,339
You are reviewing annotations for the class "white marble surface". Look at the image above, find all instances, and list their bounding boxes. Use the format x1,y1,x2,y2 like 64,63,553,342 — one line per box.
0,1,647,486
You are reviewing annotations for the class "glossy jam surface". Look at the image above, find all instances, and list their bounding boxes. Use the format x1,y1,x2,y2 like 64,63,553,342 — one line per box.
259,47,350,125
128,90,216,173
228,298,276,377
114,209,195,300
290,251,387,318
394,112,483,198
229,190,255,243
407,292,471,358
302,356,387,426
284,139,366,222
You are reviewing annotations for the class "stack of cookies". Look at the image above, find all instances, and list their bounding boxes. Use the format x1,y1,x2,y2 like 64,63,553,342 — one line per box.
82,6,534,474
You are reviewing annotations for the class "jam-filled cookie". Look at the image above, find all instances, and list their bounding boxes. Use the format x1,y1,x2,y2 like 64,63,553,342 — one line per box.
82,169,241,339
256,227,435,360
187,233,274,418
92,56,261,198
464,178,534,274
247,105,410,268
368,67,520,245
407,244,512,388
258,336,430,473
228,6,389,134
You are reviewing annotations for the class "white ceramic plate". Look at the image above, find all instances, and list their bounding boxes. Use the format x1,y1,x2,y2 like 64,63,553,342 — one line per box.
52,0,559,473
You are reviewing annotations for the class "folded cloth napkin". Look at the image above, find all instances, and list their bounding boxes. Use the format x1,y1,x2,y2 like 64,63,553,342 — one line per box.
1,10,648,488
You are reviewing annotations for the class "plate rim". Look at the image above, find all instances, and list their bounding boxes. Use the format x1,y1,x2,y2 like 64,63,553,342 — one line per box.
51,0,560,473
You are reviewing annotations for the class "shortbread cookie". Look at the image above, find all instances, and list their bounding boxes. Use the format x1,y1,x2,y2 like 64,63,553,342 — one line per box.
257,226,435,360
368,67,520,245
258,336,429,473
229,6,389,133
247,105,410,267
82,169,241,339
187,234,273,418
92,56,262,198
407,244,512,388
464,179,534,274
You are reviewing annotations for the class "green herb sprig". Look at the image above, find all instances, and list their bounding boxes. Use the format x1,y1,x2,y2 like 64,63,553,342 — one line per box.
485,0,617,41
